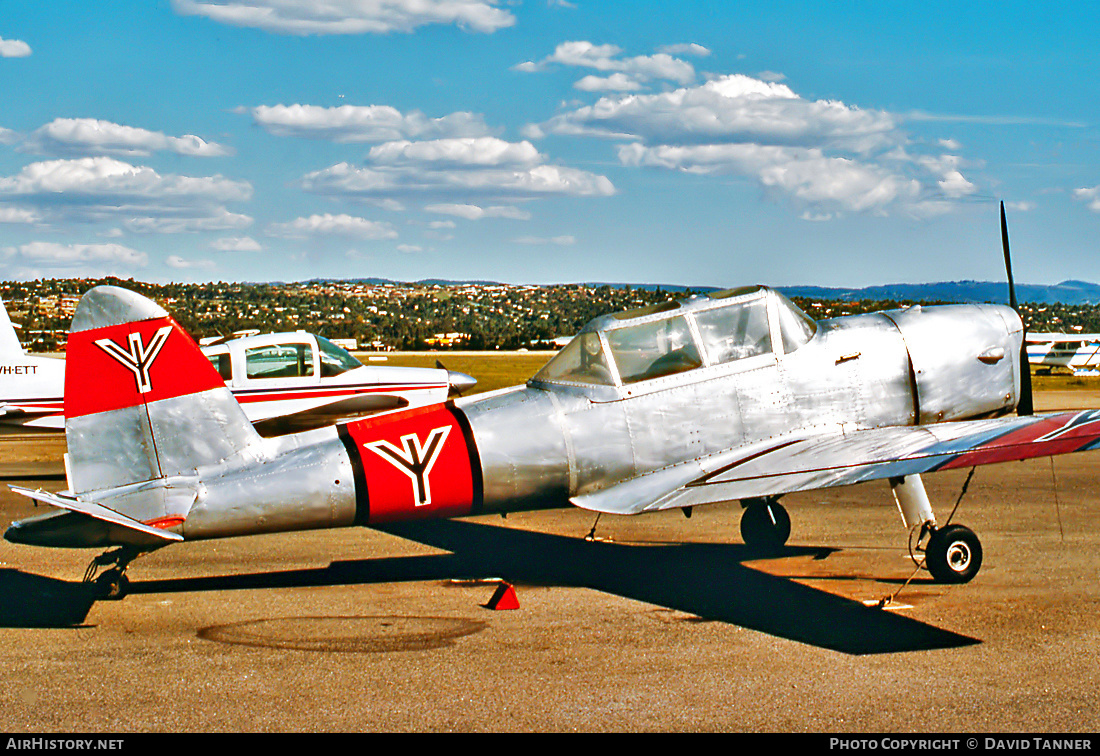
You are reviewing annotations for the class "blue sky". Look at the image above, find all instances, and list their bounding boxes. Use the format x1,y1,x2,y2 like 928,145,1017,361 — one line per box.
1,1,1098,289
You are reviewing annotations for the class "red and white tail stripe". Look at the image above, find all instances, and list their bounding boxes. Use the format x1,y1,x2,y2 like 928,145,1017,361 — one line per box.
66,317,225,419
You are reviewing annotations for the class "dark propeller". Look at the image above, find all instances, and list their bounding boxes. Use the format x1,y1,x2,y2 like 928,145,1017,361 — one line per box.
1001,201,1033,415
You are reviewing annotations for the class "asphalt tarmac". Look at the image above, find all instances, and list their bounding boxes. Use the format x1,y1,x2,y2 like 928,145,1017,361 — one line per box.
2,392,1100,733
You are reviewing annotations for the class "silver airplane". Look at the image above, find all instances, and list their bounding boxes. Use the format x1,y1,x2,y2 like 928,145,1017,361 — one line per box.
8,209,1100,600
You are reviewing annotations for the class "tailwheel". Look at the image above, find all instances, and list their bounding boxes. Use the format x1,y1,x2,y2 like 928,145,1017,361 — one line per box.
739,497,791,551
83,546,139,600
925,524,983,584
95,571,130,600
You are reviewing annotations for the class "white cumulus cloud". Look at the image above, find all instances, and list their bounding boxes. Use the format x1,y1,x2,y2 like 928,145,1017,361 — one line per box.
0,38,31,57
619,143,920,213
516,40,696,87
211,235,263,251
19,118,231,158
366,137,542,168
267,213,398,240
301,137,614,201
1074,186,1100,212
574,73,645,93
537,74,896,153
424,203,531,221
245,104,492,143
0,157,253,231
535,72,979,217
0,241,148,279
172,0,515,35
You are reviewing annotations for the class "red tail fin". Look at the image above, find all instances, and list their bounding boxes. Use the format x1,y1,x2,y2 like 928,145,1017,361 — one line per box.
66,316,224,419
65,286,259,496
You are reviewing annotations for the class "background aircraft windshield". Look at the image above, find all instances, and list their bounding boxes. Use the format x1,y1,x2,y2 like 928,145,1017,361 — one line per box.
317,336,363,377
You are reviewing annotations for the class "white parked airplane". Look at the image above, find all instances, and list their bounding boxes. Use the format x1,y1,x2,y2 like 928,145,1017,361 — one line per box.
0,298,475,434
1026,333,1100,376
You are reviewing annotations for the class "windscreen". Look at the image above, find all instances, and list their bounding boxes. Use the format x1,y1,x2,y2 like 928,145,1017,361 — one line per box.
774,292,818,353
317,336,363,377
533,332,615,385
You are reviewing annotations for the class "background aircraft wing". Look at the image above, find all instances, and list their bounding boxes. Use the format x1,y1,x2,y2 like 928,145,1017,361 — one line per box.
1028,333,1100,341
572,410,1100,515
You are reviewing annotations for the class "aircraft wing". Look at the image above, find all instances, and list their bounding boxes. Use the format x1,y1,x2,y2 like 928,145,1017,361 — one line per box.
572,410,1100,515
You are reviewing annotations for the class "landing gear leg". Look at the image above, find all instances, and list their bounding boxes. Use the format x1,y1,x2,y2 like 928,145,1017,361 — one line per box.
83,546,140,600
739,496,791,550
890,474,983,584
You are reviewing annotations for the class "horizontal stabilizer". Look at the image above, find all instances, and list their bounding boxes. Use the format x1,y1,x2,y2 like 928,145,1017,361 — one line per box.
9,485,183,542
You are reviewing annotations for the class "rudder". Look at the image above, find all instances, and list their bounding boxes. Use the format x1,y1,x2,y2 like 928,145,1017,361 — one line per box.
0,299,25,358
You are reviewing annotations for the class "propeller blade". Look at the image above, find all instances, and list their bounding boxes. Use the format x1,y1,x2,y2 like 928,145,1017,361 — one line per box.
1001,201,1033,415
1001,202,1017,311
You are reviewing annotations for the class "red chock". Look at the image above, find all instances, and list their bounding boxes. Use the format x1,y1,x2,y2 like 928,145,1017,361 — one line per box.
485,581,520,610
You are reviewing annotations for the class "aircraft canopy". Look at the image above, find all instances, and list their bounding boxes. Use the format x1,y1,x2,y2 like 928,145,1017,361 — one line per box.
534,287,817,388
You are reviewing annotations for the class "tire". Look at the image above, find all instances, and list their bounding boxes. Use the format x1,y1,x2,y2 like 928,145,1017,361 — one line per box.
926,524,983,584
740,500,791,550
96,572,129,601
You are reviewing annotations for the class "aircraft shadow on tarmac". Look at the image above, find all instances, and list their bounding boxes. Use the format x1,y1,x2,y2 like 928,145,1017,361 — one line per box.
0,569,97,628
1,518,980,654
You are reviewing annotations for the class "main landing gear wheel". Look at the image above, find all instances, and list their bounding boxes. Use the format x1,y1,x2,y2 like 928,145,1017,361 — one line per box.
740,498,791,550
925,524,983,584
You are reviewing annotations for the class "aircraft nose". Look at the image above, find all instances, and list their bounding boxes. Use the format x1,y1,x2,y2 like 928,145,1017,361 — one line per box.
447,371,478,396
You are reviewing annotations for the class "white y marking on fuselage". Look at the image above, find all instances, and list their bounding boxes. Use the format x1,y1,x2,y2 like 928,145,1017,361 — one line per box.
365,426,452,507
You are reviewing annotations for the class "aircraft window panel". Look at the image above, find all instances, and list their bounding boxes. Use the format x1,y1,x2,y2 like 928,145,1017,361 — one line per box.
317,336,363,377
207,352,232,381
533,333,615,386
606,315,702,385
775,294,818,354
245,343,315,379
693,299,772,364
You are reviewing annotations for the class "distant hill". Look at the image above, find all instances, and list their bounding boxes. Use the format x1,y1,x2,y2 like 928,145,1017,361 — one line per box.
777,280,1100,306
292,276,1100,305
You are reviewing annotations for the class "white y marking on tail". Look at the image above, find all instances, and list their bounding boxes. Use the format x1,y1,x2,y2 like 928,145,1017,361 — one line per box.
94,325,173,394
